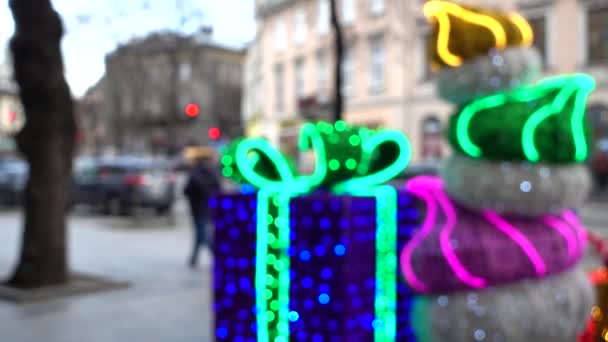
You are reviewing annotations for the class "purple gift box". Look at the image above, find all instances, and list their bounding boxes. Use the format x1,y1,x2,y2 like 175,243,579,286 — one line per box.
210,190,419,342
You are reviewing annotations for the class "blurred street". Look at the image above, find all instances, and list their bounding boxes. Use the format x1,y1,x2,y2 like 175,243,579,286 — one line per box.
0,197,214,342
0,196,606,341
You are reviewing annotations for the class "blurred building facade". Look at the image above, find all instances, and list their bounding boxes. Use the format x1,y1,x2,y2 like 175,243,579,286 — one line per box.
104,28,245,155
0,49,23,154
247,0,608,163
250,0,449,161
242,34,267,137
76,77,108,156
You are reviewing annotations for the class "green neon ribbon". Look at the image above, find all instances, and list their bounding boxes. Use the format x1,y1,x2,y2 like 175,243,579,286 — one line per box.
222,121,412,342
450,73,595,163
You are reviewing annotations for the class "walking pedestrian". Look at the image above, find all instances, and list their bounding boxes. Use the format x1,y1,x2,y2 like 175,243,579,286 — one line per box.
183,147,220,268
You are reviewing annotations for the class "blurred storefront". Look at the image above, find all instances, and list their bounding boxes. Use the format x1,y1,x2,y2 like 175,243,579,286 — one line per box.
245,112,265,138
588,104,608,187
278,117,302,158
0,88,24,155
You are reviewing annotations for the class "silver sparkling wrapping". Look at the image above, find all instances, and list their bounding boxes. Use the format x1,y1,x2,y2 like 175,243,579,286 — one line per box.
441,154,591,216
416,266,594,342
437,46,542,105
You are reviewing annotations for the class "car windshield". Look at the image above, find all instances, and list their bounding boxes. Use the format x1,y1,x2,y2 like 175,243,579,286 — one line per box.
0,159,28,173
96,158,168,173
598,139,608,152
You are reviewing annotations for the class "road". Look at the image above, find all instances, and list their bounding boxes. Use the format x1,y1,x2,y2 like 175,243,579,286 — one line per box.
0,200,608,342
0,200,214,342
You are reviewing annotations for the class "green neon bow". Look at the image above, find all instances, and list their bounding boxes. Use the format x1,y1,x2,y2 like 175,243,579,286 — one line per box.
220,121,412,342
222,120,411,191
449,73,595,163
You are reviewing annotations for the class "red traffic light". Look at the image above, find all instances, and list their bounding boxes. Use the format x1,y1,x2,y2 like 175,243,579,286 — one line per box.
185,103,199,118
208,127,221,140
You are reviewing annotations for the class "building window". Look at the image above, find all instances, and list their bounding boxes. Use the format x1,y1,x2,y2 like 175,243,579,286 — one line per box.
370,34,385,92
588,7,608,65
294,8,307,45
275,64,284,115
419,34,434,82
527,16,547,65
147,98,161,116
371,0,384,15
179,62,191,82
122,97,133,113
343,0,356,24
341,47,353,97
421,116,442,161
317,49,329,101
318,0,330,35
295,58,305,99
274,19,286,51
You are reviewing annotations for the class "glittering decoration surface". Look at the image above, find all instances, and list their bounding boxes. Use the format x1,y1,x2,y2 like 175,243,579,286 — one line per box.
400,176,586,294
415,266,594,342
211,191,419,342
441,153,592,216
416,1,596,340
437,46,542,104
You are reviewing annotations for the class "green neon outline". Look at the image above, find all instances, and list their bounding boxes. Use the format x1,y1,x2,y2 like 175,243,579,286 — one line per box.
335,130,412,193
256,185,309,342
236,138,295,188
456,94,507,158
255,188,271,342
297,122,328,188
336,185,398,342
521,104,555,162
572,85,594,161
374,186,398,342
277,192,292,341
521,83,577,161
455,73,596,162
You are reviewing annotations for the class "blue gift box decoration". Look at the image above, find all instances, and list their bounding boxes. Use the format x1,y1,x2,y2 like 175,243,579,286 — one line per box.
212,121,419,342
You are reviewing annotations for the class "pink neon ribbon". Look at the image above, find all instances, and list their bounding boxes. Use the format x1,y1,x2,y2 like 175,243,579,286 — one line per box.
543,215,577,261
561,210,587,253
483,210,547,276
399,177,438,292
433,183,486,289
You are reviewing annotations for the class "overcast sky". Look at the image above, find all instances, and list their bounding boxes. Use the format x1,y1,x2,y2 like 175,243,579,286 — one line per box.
0,0,256,97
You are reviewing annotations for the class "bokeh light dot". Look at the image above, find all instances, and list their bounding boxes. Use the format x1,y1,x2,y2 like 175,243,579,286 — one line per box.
345,158,357,170
318,293,330,305
299,250,311,261
216,327,228,339
334,244,346,256
274,260,285,271
349,135,361,146
328,159,340,171
288,311,300,322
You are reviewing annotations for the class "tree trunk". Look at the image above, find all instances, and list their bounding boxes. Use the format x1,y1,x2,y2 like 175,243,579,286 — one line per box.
7,0,76,288
330,0,344,122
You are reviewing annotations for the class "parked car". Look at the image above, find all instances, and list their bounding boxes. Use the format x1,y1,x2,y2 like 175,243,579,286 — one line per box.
71,157,176,216
0,158,28,206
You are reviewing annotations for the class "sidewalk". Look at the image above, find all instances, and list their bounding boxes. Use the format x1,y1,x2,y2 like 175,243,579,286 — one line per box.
0,208,214,342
